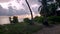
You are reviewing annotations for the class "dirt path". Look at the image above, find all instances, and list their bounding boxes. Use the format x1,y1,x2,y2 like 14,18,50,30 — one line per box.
33,25,60,34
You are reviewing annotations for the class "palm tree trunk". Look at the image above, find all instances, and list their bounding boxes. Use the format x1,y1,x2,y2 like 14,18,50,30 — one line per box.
25,0,34,25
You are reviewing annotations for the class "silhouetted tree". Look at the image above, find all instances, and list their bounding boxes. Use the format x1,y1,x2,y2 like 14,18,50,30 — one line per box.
34,16,44,23
56,0,60,7
9,17,13,24
38,0,60,26
48,3,58,16
56,10,60,16
13,16,18,23
38,0,50,26
24,18,32,24
25,0,34,25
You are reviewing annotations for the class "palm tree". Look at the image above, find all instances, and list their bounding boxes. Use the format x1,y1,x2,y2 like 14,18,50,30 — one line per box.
38,0,49,26
38,0,59,26
25,0,34,25
56,0,60,7
16,0,34,25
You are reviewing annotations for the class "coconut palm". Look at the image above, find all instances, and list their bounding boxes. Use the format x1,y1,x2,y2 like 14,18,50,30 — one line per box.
38,0,59,26
38,0,50,26
56,0,60,7
16,0,34,25
25,0,34,25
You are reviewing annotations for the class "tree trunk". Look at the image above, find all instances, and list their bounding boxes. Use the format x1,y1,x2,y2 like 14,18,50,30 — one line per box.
25,0,34,25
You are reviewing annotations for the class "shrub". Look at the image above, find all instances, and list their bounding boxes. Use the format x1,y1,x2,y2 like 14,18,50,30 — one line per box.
13,16,18,23
23,18,31,24
48,16,60,24
34,16,44,23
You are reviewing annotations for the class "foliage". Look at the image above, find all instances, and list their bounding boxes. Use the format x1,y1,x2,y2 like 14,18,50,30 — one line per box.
34,16,44,23
33,16,60,24
38,0,50,26
47,3,58,16
9,16,19,24
48,16,60,24
23,18,31,24
39,1,58,16
56,0,60,7
0,23,42,34
38,0,59,26
13,16,18,23
23,18,34,25
9,17,13,24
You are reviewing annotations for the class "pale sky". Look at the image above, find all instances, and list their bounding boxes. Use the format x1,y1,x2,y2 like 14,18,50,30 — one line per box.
0,0,40,9
0,0,41,16
0,0,24,9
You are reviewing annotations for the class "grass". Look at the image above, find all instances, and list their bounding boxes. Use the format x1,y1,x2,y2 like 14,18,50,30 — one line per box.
0,22,42,34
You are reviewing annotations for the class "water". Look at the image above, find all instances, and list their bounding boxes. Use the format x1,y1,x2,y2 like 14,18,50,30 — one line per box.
0,14,40,25
0,16,10,25
0,16,23,25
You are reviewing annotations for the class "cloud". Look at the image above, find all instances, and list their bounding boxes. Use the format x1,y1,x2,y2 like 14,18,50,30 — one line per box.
0,0,11,3
23,0,40,14
0,5,30,16
28,0,40,5
0,0,24,9
15,9,30,15
0,0,40,16
0,5,8,16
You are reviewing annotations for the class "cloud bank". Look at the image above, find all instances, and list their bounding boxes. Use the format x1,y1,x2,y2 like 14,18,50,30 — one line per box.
0,0,40,16
0,0,11,3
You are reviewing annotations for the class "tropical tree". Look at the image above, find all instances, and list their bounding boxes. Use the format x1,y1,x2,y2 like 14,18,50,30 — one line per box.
9,17,13,24
56,0,60,7
16,0,34,25
38,0,55,16
13,16,18,23
48,3,58,16
25,0,34,25
38,0,59,26
38,0,54,26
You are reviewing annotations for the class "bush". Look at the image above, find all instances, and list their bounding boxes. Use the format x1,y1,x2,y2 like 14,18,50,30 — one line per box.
23,18,31,24
34,16,44,23
13,16,18,23
48,16,60,24
34,16,60,24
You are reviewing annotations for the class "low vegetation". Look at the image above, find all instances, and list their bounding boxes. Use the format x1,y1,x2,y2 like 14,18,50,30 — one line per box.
33,16,60,24
0,22,42,34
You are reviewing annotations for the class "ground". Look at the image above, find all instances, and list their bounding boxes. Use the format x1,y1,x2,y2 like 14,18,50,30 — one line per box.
33,24,60,34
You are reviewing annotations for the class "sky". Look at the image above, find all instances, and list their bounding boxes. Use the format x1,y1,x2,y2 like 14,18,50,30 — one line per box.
0,0,41,16
0,0,58,24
